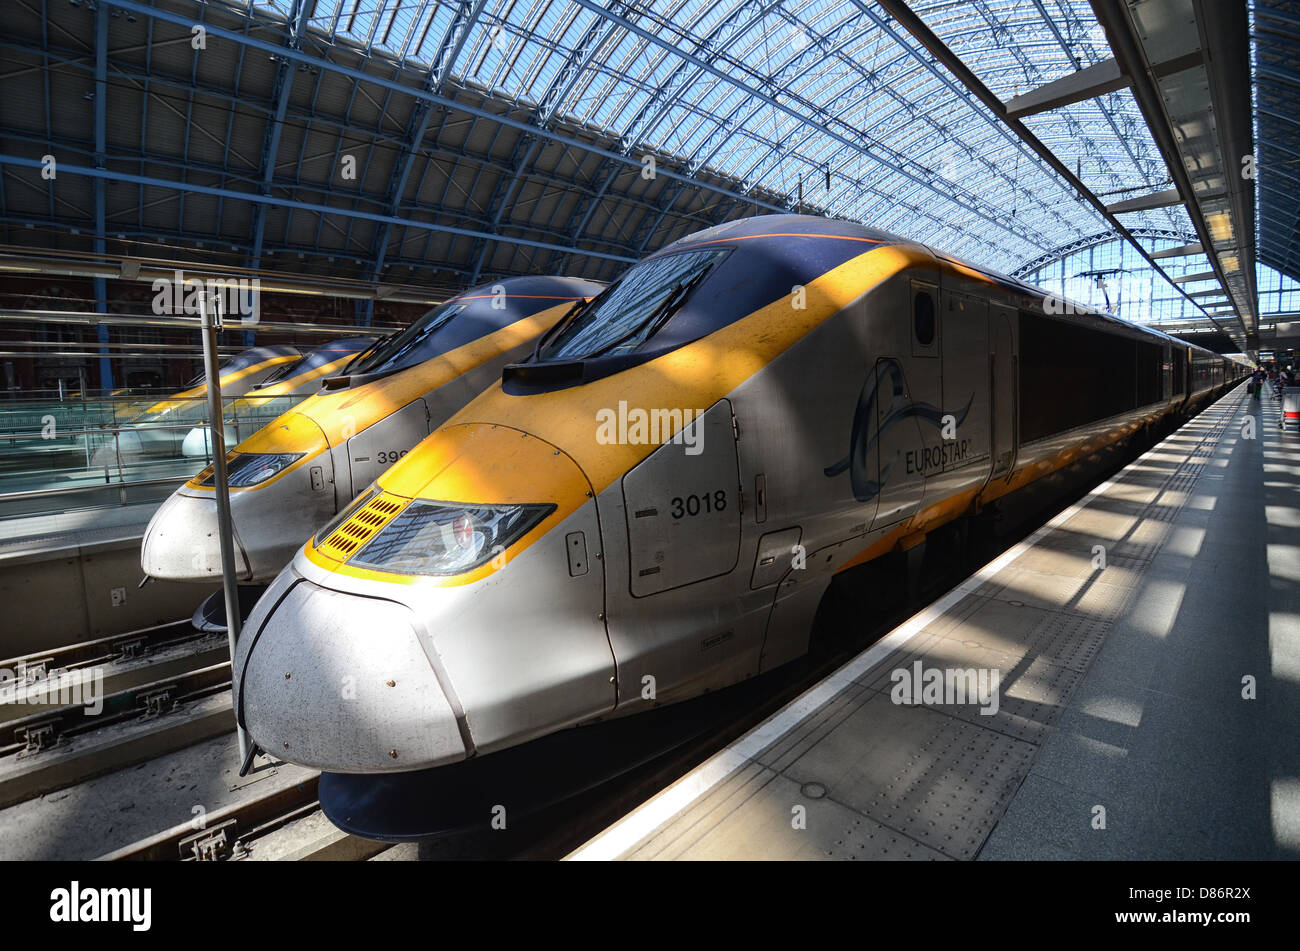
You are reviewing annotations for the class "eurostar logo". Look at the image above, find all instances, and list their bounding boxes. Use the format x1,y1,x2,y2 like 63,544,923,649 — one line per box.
824,358,972,502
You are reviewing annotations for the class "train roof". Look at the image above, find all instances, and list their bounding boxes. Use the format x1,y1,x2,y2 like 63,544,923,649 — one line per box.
654,214,1241,364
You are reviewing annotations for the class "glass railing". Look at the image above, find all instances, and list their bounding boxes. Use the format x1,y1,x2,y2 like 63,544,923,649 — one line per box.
0,394,311,523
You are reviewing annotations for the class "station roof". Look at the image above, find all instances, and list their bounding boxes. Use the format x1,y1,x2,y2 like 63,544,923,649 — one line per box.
1254,1,1300,289
0,0,1283,338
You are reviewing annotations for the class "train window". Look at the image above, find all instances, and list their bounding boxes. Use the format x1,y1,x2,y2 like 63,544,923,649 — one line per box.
1136,341,1162,406
538,247,728,361
180,346,297,388
1019,313,1143,442
346,302,468,376
910,282,939,358
259,337,374,386
914,291,936,346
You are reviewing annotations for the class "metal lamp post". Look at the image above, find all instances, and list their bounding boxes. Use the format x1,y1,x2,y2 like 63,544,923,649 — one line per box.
198,291,253,768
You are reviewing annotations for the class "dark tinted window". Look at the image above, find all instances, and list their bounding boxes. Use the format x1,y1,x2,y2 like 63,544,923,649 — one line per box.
1019,314,1146,442
538,248,727,361
914,291,935,346
258,338,373,385
1172,349,1186,395
183,347,294,388
347,302,469,376
1135,341,1162,406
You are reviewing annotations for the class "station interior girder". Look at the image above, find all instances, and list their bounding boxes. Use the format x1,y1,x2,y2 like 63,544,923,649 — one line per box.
0,0,1296,381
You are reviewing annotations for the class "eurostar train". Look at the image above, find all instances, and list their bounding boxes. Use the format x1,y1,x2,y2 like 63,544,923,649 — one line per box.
141,276,602,584
178,337,377,457
234,337,377,407
96,345,302,466
112,344,301,423
233,214,1246,778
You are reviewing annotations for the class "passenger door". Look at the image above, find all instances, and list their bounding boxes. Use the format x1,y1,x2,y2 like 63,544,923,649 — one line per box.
346,397,431,492
989,306,1016,479
622,400,742,596
605,399,751,699
870,356,927,528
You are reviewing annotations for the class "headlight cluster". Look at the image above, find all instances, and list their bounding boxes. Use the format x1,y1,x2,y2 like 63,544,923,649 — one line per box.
196,452,304,488
348,500,555,576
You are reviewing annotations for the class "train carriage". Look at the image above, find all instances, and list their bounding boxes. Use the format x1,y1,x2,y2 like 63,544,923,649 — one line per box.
231,214,1245,779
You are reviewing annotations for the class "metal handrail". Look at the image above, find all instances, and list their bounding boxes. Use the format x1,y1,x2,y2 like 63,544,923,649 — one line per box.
0,475,191,504
0,394,307,518
0,419,263,440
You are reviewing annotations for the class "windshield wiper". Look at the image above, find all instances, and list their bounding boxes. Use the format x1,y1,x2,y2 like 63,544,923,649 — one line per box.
531,299,587,362
587,270,707,359
342,342,380,375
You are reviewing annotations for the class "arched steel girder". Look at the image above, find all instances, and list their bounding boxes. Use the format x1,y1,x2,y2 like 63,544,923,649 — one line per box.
691,13,947,196
1010,228,1200,279
15,105,552,262
367,0,490,301
615,0,775,158
679,5,884,171
680,75,992,257
466,0,633,285
730,70,1052,258
95,0,794,243
544,0,776,277
0,155,640,265
655,3,1081,255
550,162,640,276
59,0,1209,301
250,0,318,273
844,1,1101,220
566,0,968,209
960,0,1168,230
844,6,1099,237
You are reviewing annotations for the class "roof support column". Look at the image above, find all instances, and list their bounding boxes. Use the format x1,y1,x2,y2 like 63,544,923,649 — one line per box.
367,0,489,310
93,0,112,392
249,0,317,274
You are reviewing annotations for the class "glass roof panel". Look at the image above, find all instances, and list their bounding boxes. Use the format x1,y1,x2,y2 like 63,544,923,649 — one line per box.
272,0,1215,286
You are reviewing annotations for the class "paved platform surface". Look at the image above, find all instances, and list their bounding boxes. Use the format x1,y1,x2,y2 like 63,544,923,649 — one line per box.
570,385,1298,860
0,501,161,557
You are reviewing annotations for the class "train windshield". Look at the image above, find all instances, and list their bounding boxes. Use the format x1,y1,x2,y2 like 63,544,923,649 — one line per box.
537,248,727,361
346,301,469,376
257,338,373,386
181,347,294,388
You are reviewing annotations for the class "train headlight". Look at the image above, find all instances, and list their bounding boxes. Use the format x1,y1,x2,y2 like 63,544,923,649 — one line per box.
348,500,555,576
196,452,304,488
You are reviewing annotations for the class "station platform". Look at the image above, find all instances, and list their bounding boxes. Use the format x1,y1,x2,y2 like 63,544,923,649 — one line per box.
570,384,1299,861
0,499,211,656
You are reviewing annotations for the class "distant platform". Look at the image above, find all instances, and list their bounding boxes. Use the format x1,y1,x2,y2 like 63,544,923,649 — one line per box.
0,498,210,656
0,500,159,557
570,384,1299,860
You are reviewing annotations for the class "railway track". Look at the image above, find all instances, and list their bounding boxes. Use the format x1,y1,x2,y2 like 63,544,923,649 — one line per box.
0,619,225,725
0,594,912,861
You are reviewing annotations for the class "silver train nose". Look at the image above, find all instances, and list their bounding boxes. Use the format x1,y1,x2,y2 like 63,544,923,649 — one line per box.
234,578,466,772
141,491,253,581
141,483,328,583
